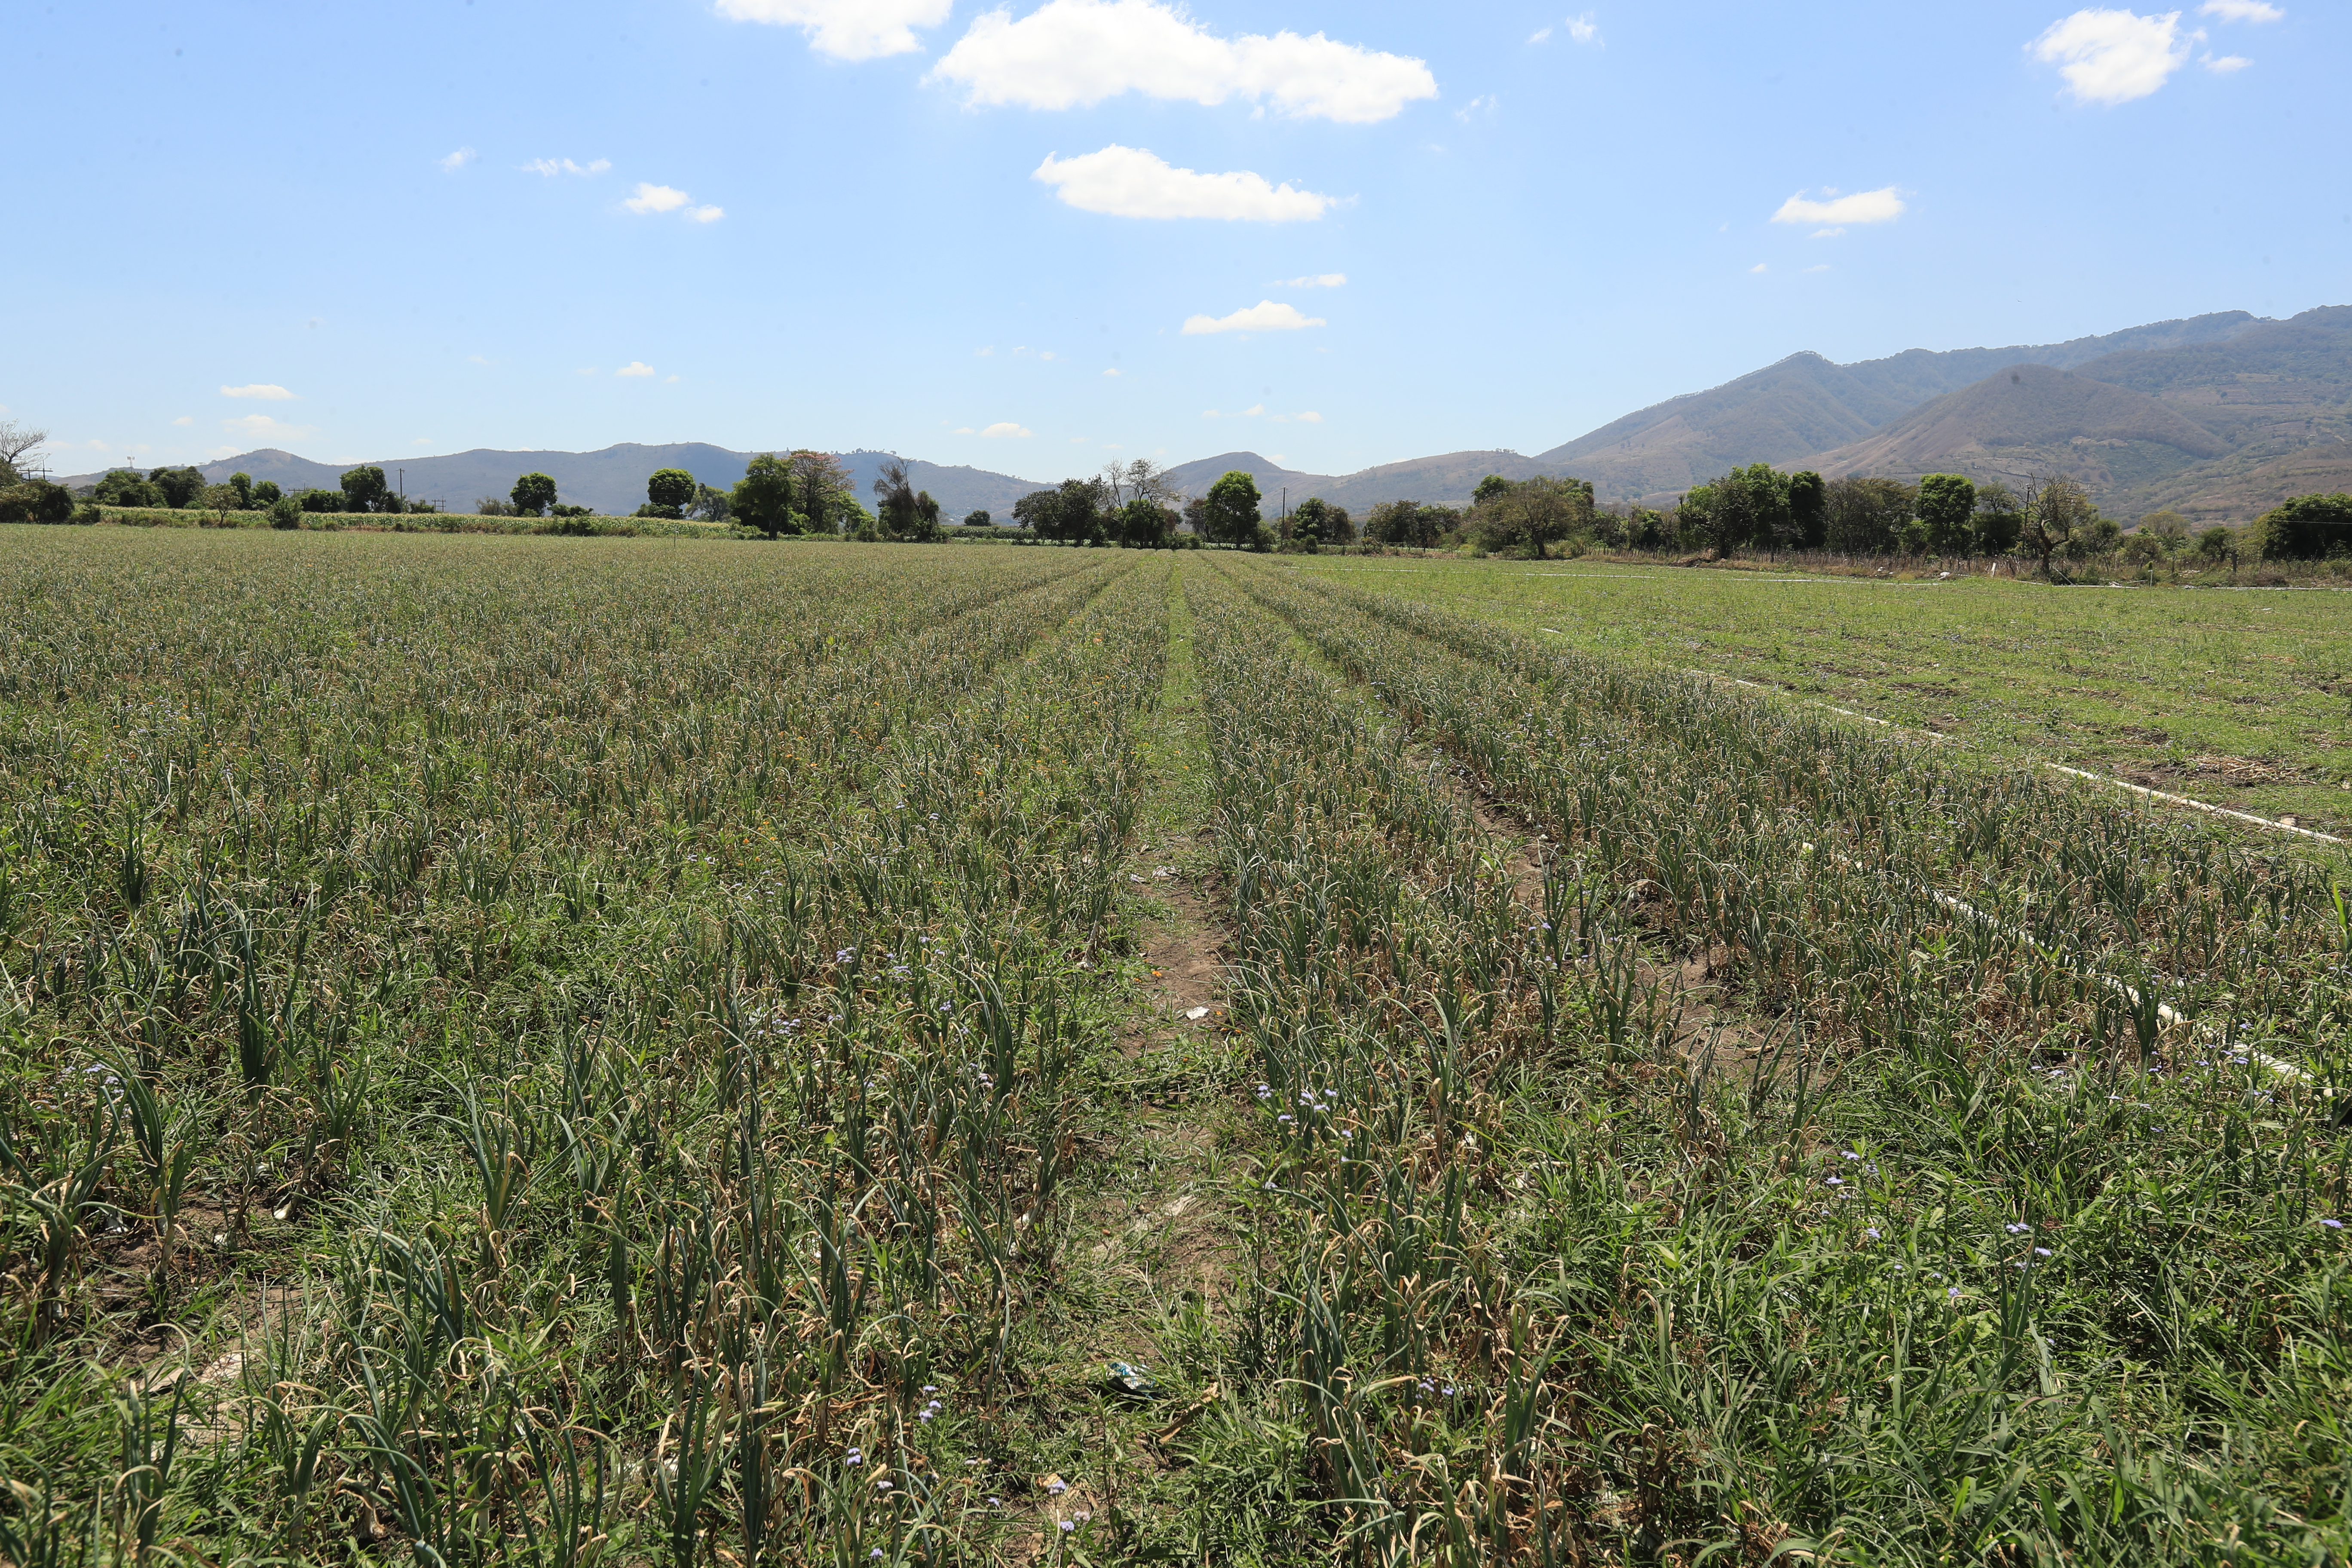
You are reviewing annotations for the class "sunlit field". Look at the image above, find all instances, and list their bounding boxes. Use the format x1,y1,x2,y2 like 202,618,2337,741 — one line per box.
3,527,2348,1565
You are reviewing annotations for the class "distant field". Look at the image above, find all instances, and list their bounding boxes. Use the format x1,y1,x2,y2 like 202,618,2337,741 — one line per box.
1282,555,2352,834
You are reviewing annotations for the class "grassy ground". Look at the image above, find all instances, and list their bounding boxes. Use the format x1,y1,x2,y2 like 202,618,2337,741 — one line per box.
3,530,2349,1565
1278,554,2352,833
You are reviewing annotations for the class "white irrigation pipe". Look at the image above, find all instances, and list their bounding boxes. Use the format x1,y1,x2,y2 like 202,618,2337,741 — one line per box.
1535,629,2349,850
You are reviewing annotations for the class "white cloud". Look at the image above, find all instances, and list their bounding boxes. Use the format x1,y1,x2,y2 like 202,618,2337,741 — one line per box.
980,421,1032,437
1267,410,1323,423
172,416,193,426
1180,300,1326,335
1566,12,1601,43
1771,186,1906,225
1749,263,1768,274
224,413,312,440
413,438,433,446
1278,273,1347,288
1811,226,1845,239
1455,94,1496,121
976,346,995,357
440,147,477,172
1528,25,1551,43
576,368,599,377
624,183,692,214
468,355,492,365
954,426,976,434
523,157,610,176
1033,145,1334,221
1804,263,1832,273
714,0,951,60
930,0,1439,124
665,374,682,383
2199,0,2281,19
220,383,296,400
1102,368,1121,376
616,362,656,377
2205,52,2251,68
687,204,725,222
1040,350,1057,361
1201,404,1266,417
2029,9,2189,105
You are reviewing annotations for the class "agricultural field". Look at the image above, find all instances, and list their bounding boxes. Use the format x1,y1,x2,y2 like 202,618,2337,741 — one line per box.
1284,555,2352,835
1,527,2349,1566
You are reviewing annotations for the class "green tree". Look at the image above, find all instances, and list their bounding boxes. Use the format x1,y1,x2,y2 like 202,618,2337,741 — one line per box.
341,465,392,513
730,454,797,538
1824,475,1915,555
150,466,205,509
1014,478,1107,545
252,479,282,506
93,469,165,508
645,468,696,519
267,496,303,530
1973,481,2023,556
963,509,992,529
785,451,856,533
228,472,254,508
1116,497,1173,548
1786,470,1826,550
1468,475,1592,558
688,483,731,523
1364,500,1450,548
1915,473,1977,554
2257,493,2352,560
872,460,943,542
2195,525,2235,566
511,472,559,517
297,488,345,513
1204,470,1263,547
0,480,75,523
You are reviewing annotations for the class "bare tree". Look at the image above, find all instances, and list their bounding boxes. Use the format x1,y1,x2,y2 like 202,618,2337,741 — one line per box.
0,419,49,481
1121,457,1180,505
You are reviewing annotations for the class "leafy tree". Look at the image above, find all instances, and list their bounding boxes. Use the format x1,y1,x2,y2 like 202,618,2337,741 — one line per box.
1287,495,1334,548
1697,463,1789,556
1673,485,1715,552
872,460,943,542
0,480,74,523
227,472,254,508
1116,497,1174,548
1363,500,1455,548
267,496,303,530
2138,510,2192,547
511,472,559,517
2257,492,2352,560
1915,473,1977,554
252,479,283,506
297,488,345,513
963,509,992,529
341,465,392,513
1824,476,1915,555
784,451,857,533
475,496,515,517
1785,470,1826,550
93,469,165,508
1469,475,1592,558
1973,481,2023,556
2195,526,2235,566
1015,478,1108,545
1203,471,1263,547
1471,474,1513,507
150,466,206,509
731,454,797,538
2017,475,2097,577
689,483,731,523
645,468,696,519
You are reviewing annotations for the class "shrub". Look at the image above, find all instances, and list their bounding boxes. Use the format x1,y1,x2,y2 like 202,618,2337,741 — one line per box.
0,479,75,524
267,496,303,530
2257,493,2352,560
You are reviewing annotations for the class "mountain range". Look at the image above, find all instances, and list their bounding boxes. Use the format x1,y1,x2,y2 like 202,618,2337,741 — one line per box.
61,305,2351,524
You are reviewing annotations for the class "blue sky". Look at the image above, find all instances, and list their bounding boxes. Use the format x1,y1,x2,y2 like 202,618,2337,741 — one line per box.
9,0,2343,480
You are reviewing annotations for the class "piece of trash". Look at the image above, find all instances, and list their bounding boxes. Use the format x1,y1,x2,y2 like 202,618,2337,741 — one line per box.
1184,1007,1210,1021
1105,1361,1159,1397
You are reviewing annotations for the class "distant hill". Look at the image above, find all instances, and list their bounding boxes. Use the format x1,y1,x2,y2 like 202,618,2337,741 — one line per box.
1798,362,2229,495
2132,441,2352,523
59,443,1054,520
1161,449,1556,517
1536,311,2272,503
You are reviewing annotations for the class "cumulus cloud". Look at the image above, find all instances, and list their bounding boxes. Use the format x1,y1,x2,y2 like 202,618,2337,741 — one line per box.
1033,145,1334,221
1279,273,1347,287
1811,227,1846,238
2205,52,2251,69
1566,12,1601,43
220,383,296,400
1102,368,1121,376
523,157,610,176
624,183,692,214
1182,300,1326,335
172,416,194,426
2029,9,2190,104
440,147,477,172
2199,0,2280,18
616,362,657,377
1772,187,1906,226
931,0,1438,123
954,426,976,434
1749,263,1768,274
687,204,725,222
715,0,951,60
980,421,1032,437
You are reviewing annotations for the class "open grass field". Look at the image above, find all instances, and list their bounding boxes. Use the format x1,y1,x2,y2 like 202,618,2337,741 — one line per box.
2,526,2349,1565
1281,556,2352,836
